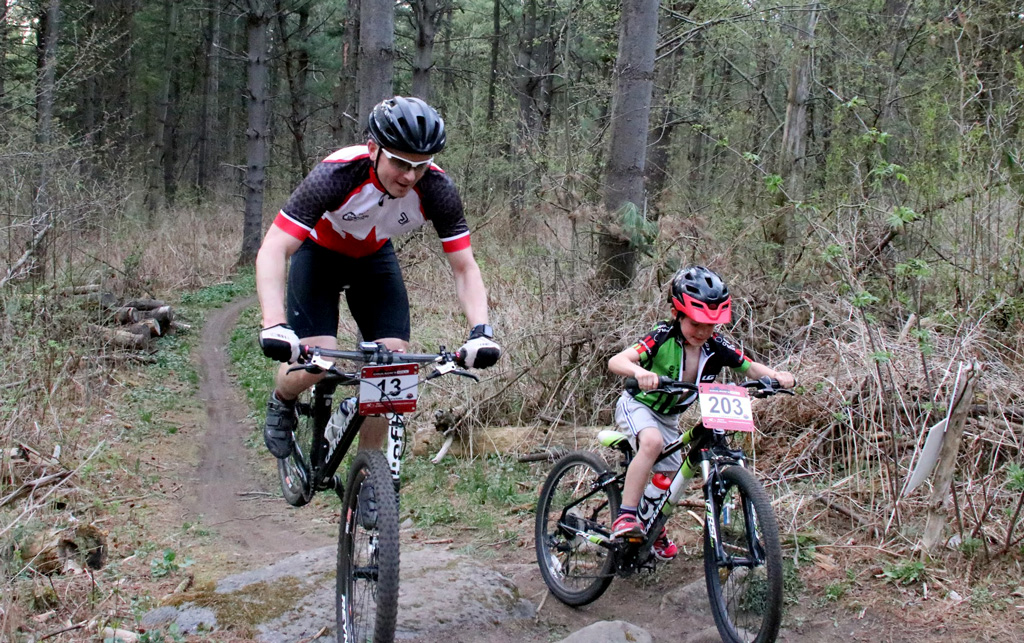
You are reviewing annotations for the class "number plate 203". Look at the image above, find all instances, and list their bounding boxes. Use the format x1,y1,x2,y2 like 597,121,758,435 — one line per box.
698,383,755,432
359,363,419,415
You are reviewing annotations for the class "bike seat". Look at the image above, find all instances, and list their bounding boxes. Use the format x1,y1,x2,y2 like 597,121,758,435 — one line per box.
598,430,633,455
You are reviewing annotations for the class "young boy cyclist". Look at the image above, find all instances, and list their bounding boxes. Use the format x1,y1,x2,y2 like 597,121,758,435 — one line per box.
607,265,796,560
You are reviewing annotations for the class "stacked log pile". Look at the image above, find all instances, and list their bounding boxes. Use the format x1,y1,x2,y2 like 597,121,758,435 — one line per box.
71,287,187,351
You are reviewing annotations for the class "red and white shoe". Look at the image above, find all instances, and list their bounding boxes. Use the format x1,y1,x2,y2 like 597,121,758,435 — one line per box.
611,514,645,539
652,526,678,561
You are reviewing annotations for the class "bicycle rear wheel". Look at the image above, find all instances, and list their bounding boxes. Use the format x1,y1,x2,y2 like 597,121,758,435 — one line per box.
703,465,783,643
535,451,620,606
337,450,400,643
277,391,314,507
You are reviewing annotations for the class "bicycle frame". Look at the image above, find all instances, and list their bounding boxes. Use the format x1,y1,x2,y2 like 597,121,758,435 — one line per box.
568,423,755,573
303,375,411,494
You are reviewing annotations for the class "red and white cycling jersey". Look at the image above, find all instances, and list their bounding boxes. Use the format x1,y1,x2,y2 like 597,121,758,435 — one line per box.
272,145,471,258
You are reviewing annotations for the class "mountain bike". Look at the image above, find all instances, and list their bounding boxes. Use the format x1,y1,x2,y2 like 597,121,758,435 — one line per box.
279,341,477,643
535,376,792,643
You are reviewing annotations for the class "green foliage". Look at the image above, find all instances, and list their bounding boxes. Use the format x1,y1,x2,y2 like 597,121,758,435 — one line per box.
851,291,879,308
150,549,193,579
618,202,657,254
887,205,921,229
1006,462,1024,492
764,174,784,194
882,559,927,586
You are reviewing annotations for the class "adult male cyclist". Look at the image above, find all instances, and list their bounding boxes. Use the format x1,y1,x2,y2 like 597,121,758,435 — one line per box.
255,96,501,459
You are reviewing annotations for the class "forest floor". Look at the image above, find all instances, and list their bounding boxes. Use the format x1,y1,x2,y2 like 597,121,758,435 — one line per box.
8,294,1022,642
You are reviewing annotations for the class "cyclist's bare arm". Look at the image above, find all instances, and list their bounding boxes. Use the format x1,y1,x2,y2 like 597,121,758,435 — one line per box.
608,348,659,391
744,360,796,388
446,247,489,327
256,224,304,327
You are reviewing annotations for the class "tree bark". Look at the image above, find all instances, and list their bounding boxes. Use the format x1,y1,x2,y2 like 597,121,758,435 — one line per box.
277,1,311,180
357,0,394,124
486,0,501,123
598,0,659,288
29,0,59,282
197,1,222,199
410,0,440,102
148,0,178,219
768,3,819,261
239,0,272,267
332,0,360,141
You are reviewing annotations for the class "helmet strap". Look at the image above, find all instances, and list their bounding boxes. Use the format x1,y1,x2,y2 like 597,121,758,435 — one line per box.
370,144,396,202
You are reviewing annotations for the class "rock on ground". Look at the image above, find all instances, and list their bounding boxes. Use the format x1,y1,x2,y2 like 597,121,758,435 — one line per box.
556,620,653,643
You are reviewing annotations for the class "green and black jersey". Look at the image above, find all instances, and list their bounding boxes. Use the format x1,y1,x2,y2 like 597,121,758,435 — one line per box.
629,320,752,414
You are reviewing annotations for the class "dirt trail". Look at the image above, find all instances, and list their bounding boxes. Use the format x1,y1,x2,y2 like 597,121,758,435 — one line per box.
191,297,331,557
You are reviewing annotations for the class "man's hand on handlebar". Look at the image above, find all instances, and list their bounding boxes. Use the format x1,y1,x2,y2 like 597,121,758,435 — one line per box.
456,324,501,369
259,324,300,363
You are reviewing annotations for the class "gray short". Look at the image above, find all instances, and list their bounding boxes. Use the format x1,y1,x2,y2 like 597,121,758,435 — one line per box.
614,392,681,473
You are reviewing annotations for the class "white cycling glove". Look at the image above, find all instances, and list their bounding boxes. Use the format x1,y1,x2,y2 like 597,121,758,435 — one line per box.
259,324,300,363
457,324,501,369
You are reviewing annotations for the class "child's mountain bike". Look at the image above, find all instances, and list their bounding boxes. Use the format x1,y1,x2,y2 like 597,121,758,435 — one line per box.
280,341,477,643
535,376,792,643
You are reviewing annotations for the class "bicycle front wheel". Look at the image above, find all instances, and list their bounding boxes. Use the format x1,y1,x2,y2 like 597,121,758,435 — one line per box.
535,451,620,606
703,465,783,643
337,450,400,643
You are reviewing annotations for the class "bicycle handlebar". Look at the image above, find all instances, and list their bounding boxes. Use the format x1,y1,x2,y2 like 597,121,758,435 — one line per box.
289,341,479,382
299,342,453,365
624,375,794,398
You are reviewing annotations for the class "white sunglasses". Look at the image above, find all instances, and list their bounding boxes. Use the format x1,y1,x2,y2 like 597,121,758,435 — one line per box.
379,147,433,173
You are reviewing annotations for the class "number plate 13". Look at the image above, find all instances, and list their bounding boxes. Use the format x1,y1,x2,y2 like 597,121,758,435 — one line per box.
359,363,419,415
698,383,755,432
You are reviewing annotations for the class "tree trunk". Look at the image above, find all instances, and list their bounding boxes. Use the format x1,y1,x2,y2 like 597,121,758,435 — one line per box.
148,0,178,220
277,1,311,180
646,1,696,204
197,1,222,199
768,3,819,261
486,0,500,123
410,0,440,102
598,0,659,288
332,0,360,141
921,363,980,552
0,0,8,115
357,0,394,124
239,0,272,267
30,0,59,282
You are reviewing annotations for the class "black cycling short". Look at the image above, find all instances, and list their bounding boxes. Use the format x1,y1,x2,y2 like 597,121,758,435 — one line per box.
286,239,410,341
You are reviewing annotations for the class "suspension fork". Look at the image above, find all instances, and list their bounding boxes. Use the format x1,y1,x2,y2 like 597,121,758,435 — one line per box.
386,413,405,489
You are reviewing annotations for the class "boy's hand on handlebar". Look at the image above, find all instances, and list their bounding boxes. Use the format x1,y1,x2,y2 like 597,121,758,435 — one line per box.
259,324,300,363
633,369,660,391
774,371,796,389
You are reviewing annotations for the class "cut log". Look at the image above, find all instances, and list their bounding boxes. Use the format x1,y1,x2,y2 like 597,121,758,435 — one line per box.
124,298,166,310
87,324,151,351
113,307,144,324
127,318,162,338
79,292,118,310
144,305,174,326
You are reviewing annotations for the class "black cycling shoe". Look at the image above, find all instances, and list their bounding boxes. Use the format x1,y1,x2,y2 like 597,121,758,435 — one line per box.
264,392,297,459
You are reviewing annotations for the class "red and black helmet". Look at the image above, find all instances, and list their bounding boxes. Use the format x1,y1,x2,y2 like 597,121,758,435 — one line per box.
669,265,732,324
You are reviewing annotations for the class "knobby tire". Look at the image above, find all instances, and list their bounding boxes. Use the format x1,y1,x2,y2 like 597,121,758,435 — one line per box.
535,451,620,606
337,451,400,643
703,465,783,643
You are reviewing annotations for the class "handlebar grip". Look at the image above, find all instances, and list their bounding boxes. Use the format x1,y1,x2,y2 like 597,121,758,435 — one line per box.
624,377,639,391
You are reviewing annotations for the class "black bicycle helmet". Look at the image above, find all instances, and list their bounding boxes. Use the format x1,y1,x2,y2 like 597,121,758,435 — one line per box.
367,96,446,155
669,265,732,324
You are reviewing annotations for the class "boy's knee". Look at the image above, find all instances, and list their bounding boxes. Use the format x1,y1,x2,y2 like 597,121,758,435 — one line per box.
637,428,664,454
